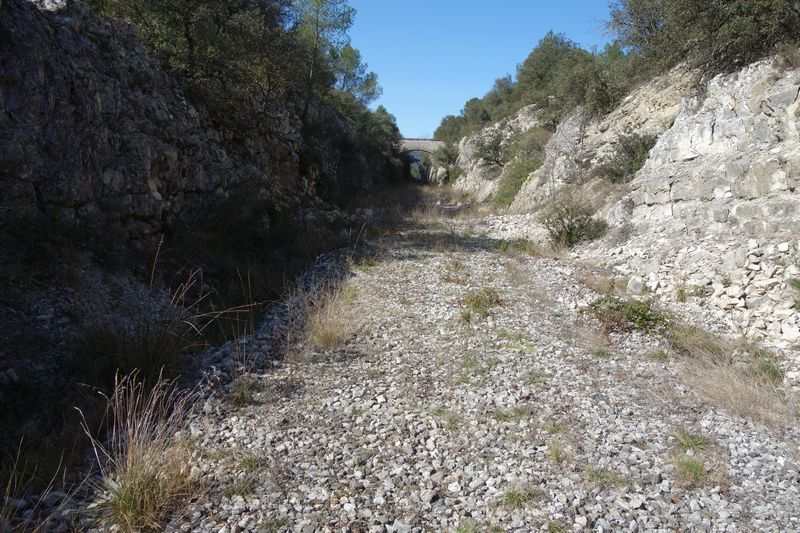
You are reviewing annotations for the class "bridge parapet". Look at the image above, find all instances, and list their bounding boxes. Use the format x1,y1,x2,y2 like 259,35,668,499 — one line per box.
399,138,445,154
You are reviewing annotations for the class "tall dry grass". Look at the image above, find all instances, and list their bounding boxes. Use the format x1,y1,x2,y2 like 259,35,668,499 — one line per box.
80,373,197,532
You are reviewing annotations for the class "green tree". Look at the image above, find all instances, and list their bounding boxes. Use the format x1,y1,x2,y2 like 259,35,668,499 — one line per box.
294,0,356,125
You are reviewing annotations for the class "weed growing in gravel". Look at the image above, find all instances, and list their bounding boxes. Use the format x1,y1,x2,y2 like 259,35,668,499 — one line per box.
229,376,263,407
493,406,534,423
672,429,710,452
304,282,360,351
547,520,567,532
749,351,785,385
456,354,498,384
667,325,794,427
584,467,626,488
258,518,289,533
462,288,502,318
497,329,536,352
238,453,267,472
456,519,504,533
789,278,800,310
497,239,541,257
666,324,727,360
547,440,568,464
648,350,670,362
222,477,256,498
592,348,612,359
500,486,544,510
431,408,462,432
544,421,565,434
588,296,667,333
673,456,706,487
527,370,551,386
81,373,196,533
442,257,469,285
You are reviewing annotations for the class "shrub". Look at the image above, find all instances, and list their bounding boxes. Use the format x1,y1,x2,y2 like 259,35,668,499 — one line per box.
588,296,667,333
539,195,608,248
494,158,541,207
474,131,505,166
596,133,657,184
432,143,459,168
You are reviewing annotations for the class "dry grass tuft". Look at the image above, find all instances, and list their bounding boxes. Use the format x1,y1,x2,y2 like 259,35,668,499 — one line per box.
81,373,197,532
462,287,502,318
305,282,360,351
667,324,795,427
681,363,794,427
1,442,63,533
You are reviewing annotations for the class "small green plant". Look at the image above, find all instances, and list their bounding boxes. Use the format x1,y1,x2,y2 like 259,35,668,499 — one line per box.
584,467,626,488
497,238,541,257
592,348,612,359
676,285,687,303
500,486,543,510
547,520,567,533
749,353,785,385
229,376,262,407
548,440,568,463
223,477,257,498
544,421,565,434
432,408,462,432
527,370,551,386
239,453,267,471
672,429,709,452
588,296,667,333
455,519,480,533
790,278,800,310
493,406,534,423
674,456,706,487
648,350,670,362
462,288,502,318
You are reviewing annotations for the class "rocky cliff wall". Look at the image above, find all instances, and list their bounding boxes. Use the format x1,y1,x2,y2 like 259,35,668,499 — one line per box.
453,104,541,201
0,0,302,244
510,67,698,211
455,56,800,346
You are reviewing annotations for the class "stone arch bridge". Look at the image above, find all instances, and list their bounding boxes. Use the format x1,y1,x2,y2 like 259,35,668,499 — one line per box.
398,138,446,182
399,138,445,155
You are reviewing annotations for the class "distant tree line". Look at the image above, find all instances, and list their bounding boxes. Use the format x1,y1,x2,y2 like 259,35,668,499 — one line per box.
435,0,800,145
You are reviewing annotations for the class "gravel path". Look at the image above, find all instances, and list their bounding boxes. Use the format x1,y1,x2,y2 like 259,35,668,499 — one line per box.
175,219,800,533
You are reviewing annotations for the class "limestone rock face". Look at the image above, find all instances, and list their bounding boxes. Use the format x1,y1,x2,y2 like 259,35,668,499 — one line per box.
511,66,698,212
453,105,541,202
0,0,301,243
626,59,800,237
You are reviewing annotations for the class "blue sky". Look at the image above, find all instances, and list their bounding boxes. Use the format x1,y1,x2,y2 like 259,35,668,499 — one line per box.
348,1,612,138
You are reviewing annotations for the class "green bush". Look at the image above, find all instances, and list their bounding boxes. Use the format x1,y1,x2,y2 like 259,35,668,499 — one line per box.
609,0,800,74
494,158,540,207
588,296,667,333
474,131,505,166
596,133,658,183
539,195,608,248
